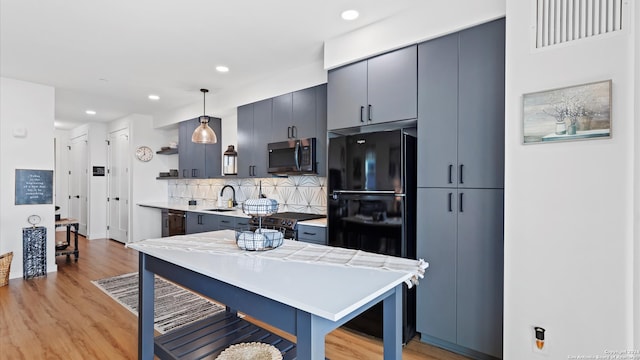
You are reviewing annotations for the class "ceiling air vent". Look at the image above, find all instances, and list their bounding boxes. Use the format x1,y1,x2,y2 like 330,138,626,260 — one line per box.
536,0,624,48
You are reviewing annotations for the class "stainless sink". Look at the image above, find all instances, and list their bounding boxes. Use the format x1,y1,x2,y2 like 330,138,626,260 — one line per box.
203,208,235,212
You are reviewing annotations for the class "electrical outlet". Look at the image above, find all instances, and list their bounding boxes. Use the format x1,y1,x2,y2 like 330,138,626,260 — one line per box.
532,326,549,355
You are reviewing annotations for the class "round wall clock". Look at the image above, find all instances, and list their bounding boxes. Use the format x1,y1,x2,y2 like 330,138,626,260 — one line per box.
27,214,41,226
135,146,153,162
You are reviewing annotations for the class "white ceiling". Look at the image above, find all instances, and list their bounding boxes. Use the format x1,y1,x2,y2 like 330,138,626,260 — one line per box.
0,0,417,129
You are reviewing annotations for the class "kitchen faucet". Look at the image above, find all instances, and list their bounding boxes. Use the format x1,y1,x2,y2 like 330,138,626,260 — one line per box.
220,185,237,207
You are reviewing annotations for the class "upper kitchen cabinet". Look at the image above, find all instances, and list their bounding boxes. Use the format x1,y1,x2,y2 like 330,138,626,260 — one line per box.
327,45,417,130
417,18,505,189
314,84,327,177
178,117,222,178
237,99,272,177
239,84,327,177
272,84,326,141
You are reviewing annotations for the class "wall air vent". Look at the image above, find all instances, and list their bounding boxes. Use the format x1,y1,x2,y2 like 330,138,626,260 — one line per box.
536,0,624,48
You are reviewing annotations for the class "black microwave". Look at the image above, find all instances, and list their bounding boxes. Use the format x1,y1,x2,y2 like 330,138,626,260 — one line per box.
268,138,317,174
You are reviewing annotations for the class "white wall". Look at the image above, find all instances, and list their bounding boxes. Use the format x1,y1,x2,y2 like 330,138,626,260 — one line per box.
87,123,107,239
152,59,328,154
68,122,108,239
110,114,175,242
54,129,70,221
323,0,506,69
635,0,640,349
504,2,638,359
0,77,57,278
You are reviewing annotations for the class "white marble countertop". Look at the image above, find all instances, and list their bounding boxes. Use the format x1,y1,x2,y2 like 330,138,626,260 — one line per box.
137,201,327,227
137,201,250,218
297,218,327,227
128,230,411,321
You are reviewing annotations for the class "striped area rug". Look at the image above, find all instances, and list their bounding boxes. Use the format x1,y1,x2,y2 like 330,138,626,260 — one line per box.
92,272,226,333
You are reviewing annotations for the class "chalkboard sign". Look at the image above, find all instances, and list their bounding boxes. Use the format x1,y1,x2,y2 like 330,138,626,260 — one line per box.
15,169,54,205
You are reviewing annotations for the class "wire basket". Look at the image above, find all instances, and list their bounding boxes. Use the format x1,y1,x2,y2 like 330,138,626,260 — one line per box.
242,198,279,216
235,228,284,251
0,252,13,287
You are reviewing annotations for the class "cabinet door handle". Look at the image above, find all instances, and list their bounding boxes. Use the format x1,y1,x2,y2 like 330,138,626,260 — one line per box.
459,192,464,213
114,197,120,201
360,106,365,123
287,126,292,138
182,169,187,178
198,215,203,225
303,231,316,236
448,193,453,212
368,104,372,121
459,164,464,184
292,125,297,138
448,164,453,184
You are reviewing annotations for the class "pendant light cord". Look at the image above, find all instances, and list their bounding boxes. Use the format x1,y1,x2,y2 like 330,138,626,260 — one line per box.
200,88,209,123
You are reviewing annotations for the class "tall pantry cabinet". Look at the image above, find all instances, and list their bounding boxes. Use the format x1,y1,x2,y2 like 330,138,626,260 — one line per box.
416,18,505,360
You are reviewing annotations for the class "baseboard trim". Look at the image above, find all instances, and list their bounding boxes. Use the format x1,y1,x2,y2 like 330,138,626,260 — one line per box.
419,333,501,360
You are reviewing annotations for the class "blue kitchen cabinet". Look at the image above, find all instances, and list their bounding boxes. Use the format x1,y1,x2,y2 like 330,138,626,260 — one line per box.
239,84,327,177
296,224,326,245
185,212,219,234
218,216,250,231
272,85,321,141
416,188,504,359
237,99,272,177
217,216,235,230
178,117,222,178
314,84,327,177
327,45,417,130
416,18,505,360
417,18,505,189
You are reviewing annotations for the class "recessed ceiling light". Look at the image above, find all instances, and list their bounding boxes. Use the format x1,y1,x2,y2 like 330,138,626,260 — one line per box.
216,65,229,73
148,94,160,100
341,9,359,21
86,110,96,115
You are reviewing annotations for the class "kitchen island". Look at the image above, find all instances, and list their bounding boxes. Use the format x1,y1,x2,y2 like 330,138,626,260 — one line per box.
128,230,421,359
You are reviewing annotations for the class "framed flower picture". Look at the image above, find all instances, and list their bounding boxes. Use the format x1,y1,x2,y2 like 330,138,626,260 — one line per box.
522,80,612,144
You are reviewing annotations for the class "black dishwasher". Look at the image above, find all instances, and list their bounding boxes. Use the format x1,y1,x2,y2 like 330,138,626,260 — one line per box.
162,209,186,237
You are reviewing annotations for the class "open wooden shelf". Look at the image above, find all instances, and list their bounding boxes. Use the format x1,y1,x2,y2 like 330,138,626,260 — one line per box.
157,148,178,155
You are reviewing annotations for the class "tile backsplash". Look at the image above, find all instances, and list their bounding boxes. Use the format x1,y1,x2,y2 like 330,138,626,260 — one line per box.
168,176,327,215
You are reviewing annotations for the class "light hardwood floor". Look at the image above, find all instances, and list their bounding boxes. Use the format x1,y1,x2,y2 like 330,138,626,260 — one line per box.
0,233,469,360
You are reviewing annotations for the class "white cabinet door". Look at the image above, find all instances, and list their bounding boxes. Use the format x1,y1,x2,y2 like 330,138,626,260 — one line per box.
107,128,130,243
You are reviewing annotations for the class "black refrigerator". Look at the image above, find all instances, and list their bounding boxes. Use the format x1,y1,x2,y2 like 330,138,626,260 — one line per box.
327,126,417,344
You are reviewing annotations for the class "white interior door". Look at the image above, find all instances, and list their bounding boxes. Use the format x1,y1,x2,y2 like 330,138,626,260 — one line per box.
108,128,129,243
68,135,88,235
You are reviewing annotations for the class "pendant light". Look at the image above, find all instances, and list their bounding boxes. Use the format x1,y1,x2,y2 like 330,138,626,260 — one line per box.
191,88,218,144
